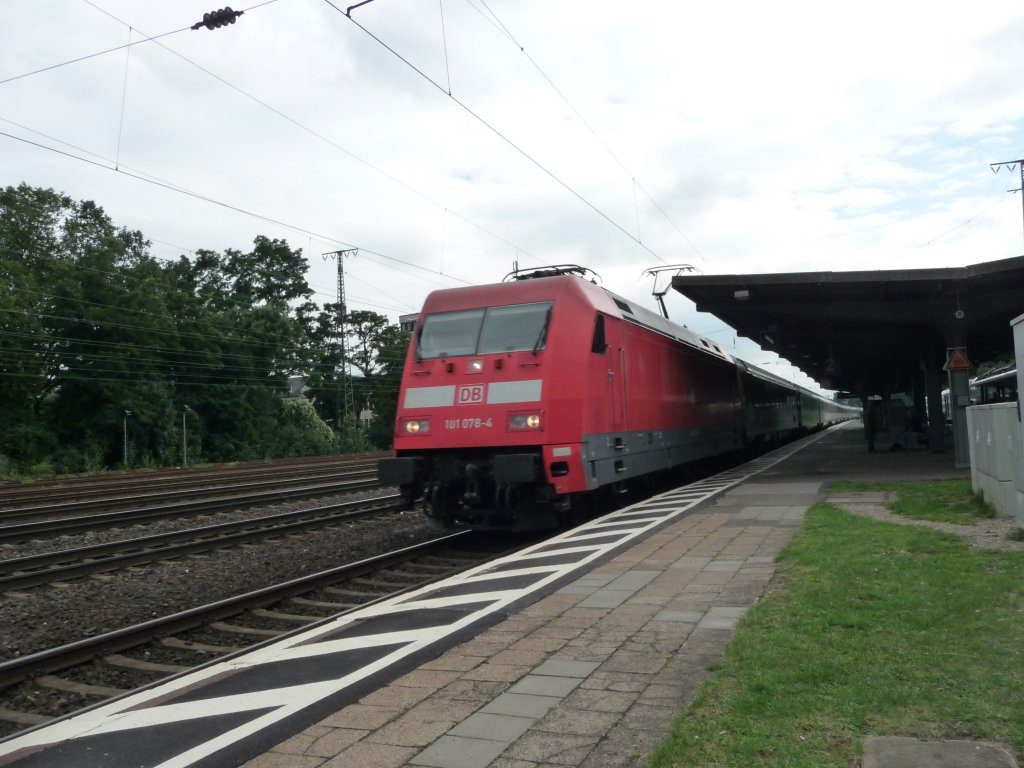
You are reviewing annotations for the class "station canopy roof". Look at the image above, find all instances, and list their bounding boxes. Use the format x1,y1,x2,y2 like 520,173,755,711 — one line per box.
671,255,1024,397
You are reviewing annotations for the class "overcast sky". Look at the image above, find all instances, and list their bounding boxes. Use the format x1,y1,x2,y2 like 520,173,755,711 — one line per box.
4,0,1024,389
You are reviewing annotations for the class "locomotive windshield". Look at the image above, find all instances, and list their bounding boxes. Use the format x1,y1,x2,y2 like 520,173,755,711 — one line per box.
418,308,484,358
417,301,552,358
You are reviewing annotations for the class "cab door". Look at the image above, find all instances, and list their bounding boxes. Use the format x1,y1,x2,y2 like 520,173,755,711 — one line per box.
583,312,629,487
600,314,627,435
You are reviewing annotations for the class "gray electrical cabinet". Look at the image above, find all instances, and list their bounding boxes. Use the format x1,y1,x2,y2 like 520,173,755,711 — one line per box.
1013,314,1024,512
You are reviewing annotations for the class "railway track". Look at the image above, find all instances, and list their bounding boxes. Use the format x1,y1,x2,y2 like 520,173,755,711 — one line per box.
0,531,515,737
0,453,387,508
0,474,384,542
0,466,382,521
0,464,377,513
0,494,406,591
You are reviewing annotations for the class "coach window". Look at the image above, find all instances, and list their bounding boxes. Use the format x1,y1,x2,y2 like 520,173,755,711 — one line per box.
417,309,484,359
478,302,552,353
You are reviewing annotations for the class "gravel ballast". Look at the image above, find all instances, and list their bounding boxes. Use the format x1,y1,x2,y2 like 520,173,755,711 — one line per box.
0,491,444,661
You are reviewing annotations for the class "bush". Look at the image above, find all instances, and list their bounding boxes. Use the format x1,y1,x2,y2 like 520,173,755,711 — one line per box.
0,454,26,483
275,399,338,456
53,443,105,474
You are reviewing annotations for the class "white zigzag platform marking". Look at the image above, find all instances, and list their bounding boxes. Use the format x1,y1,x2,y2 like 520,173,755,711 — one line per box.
0,428,834,767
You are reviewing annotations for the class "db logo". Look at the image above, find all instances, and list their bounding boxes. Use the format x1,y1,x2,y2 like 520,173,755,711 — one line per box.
456,384,486,405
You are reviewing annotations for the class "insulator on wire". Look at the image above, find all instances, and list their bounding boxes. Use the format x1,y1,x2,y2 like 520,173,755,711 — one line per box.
191,7,244,31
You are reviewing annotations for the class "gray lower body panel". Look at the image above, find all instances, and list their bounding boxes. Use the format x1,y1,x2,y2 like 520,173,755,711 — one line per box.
580,426,742,490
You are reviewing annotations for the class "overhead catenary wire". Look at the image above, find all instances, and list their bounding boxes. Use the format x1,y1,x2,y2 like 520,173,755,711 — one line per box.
0,316,413,386
114,25,132,171
0,326,412,375
2,1,543,292
4,243,417,372
893,185,1015,265
1,283,409,355
0,26,186,87
1,162,422,316
0,0,283,86
1,129,475,288
327,0,669,266
2,242,414,384
467,0,707,263
8,1,1015,303
439,0,452,96
2,245,417,361
0,360,412,391
123,9,544,270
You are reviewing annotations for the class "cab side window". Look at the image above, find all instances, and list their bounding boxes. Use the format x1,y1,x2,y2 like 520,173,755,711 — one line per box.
591,314,608,354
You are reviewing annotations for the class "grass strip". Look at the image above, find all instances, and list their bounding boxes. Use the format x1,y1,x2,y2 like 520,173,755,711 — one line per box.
830,478,994,523
649,501,1024,767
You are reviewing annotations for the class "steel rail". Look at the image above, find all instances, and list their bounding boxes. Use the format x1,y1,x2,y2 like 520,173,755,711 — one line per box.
0,466,381,519
0,476,383,543
0,531,474,690
0,463,378,510
0,452,387,497
0,495,405,591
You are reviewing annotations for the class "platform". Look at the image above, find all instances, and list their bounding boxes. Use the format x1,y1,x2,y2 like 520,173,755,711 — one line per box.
0,421,997,768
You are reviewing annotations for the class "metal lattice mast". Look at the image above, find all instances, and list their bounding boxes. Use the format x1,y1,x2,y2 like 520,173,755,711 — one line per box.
323,249,358,431
990,159,1024,243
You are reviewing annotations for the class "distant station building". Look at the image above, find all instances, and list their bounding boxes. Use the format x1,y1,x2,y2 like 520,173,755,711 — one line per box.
399,313,418,333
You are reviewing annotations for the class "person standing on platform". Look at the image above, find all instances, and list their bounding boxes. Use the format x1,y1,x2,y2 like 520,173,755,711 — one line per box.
864,400,878,453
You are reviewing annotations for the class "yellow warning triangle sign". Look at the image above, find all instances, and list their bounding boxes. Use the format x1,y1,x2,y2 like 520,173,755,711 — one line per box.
944,347,973,371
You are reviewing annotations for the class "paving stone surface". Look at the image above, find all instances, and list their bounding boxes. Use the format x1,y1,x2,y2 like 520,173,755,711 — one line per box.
243,427,1000,768
242,478,809,767
862,736,1019,768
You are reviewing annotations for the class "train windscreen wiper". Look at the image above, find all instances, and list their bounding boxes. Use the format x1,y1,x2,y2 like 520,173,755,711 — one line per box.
532,308,551,355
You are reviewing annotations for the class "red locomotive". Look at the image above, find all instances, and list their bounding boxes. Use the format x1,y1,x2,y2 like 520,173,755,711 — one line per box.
378,265,853,530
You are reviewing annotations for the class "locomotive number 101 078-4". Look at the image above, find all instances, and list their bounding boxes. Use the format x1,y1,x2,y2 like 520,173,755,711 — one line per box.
444,417,494,430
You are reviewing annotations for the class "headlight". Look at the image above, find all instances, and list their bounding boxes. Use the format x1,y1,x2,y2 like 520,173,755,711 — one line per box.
402,418,430,434
508,412,542,431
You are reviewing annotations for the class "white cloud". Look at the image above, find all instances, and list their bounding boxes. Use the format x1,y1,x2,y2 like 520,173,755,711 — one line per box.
3,0,1024,390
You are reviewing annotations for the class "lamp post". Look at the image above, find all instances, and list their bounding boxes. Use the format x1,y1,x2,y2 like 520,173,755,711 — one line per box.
123,410,131,469
182,405,191,468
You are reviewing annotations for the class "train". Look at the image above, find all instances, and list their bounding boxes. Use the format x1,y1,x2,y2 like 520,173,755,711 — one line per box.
941,363,1018,419
378,265,857,530
968,364,1018,406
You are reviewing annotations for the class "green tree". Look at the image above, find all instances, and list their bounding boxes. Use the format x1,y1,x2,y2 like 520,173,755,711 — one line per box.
1,184,178,471
300,309,409,449
0,184,67,467
47,205,178,470
169,237,320,461
343,311,410,448
0,184,381,476
300,301,345,434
